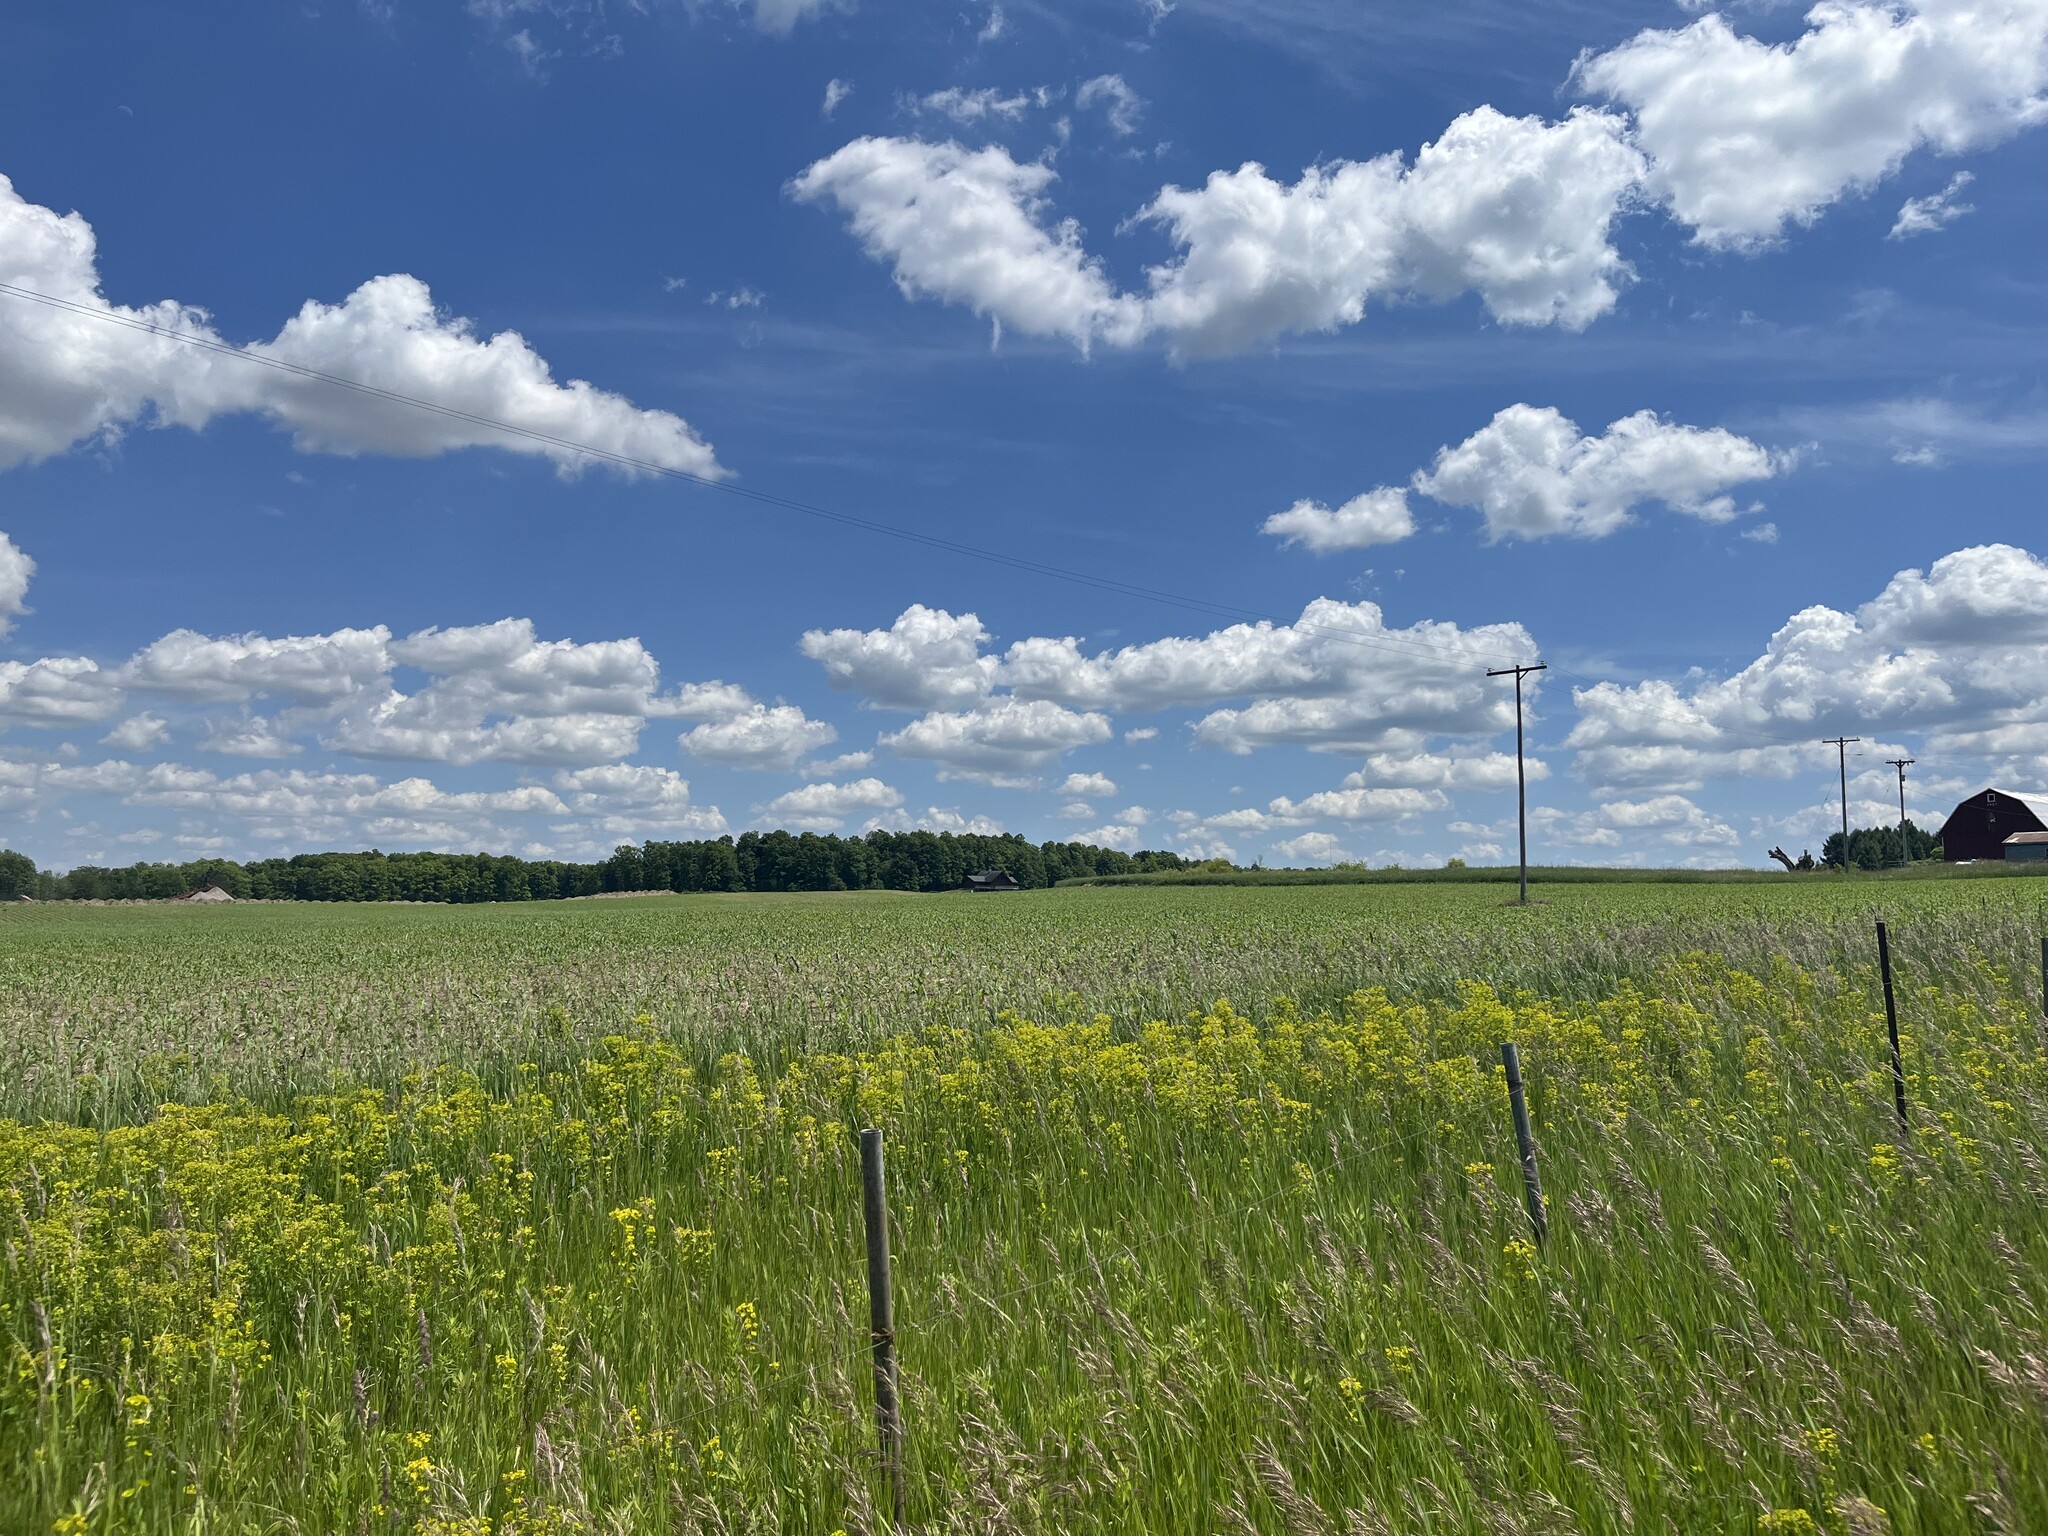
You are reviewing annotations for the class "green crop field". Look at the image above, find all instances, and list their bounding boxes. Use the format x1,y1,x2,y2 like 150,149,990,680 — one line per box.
3,881,2047,1533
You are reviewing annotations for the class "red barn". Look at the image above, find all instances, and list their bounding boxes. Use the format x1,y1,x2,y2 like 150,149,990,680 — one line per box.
1936,788,2048,862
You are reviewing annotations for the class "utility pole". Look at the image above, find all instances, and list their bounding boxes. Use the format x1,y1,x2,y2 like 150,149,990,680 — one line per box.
1886,757,1915,868
1822,736,1861,870
1487,662,1547,905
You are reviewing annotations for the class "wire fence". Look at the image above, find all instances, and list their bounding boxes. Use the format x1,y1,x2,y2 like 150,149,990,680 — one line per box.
633,917,2048,1517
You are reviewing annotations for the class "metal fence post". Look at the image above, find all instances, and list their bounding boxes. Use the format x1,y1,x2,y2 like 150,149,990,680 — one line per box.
1876,921,1908,1132
1500,1043,1548,1247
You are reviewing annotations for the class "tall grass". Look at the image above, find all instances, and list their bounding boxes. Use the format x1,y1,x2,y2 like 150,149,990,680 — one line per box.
4,880,2045,1119
2,883,2045,1531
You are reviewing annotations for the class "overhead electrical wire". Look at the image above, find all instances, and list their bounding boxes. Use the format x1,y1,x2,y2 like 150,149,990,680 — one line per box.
0,279,1878,766
0,280,1518,671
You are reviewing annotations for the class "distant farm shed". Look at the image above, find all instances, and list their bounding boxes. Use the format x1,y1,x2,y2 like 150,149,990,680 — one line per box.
182,884,236,903
2005,831,2048,864
1937,788,2048,862
965,869,1022,892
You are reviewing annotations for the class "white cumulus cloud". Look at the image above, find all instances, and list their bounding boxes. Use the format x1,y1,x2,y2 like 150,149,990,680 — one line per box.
797,3,2048,354
1415,405,1785,541
823,598,1539,761
1568,543,2048,790
1057,771,1117,798
788,139,1143,351
0,531,31,635
1073,822,1143,850
760,776,904,831
863,803,1006,835
328,620,674,766
121,626,393,704
1343,751,1540,791
125,764,565,827
1272,830,1353,865
1001,598,1525,718
1262,488,1415,552
199,715,304,760
1265,785,1449,824
100,712,169,752
1535,794,1741,854
10,612,749,771
792,106,1643,357
801,750,876,778
1576,0,2048,249
880,696,1112,780
553,764,728,835
1141,106,1645,357
0,175,723,476
680,704,837,771
801,604,1000,709
0,656,123,725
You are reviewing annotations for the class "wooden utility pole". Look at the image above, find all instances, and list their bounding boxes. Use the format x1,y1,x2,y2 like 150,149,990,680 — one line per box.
1821,736,1861,869
1886,757,1915,868
1487,662,1547,905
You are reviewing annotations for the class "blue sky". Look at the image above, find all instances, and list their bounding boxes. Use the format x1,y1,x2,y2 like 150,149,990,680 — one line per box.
2,0,2046,870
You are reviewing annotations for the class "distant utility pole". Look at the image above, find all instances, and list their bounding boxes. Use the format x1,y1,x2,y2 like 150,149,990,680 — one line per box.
1488,662,1547,906
1887,757,1915,868
1822,736,1862,870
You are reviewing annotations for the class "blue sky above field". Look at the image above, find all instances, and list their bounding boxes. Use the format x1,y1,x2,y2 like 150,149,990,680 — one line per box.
2,0,2047,870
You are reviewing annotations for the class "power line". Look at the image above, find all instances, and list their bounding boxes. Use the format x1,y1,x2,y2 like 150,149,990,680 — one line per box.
0,280,1523,675
0,279,1904,770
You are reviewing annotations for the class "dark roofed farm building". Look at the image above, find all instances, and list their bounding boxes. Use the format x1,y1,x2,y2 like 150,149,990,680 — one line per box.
1935,788,2048,862
965,869,1022,892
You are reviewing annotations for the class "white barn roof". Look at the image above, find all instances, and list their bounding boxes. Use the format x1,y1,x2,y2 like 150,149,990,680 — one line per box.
1995,791,2048,824
1946,788,2048,824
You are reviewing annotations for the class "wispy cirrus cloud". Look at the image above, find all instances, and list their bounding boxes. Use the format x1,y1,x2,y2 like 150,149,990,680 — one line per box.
1776,392,2048,468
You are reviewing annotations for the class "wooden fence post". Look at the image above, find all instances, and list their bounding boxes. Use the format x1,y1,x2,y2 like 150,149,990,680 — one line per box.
1500,1043,1548,1247
859,1128,907,1528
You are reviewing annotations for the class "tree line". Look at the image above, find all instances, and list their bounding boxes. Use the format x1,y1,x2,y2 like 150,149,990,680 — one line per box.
0,831,1195,904
1819,820,1942,871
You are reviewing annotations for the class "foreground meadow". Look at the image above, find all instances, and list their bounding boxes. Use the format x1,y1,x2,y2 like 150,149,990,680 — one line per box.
2,883,2046,1533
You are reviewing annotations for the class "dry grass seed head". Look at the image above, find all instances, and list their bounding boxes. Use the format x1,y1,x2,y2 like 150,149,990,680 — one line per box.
1252,1442,1337,1536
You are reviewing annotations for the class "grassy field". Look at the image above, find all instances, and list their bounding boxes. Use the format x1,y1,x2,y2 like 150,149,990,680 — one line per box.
3,882,2047,1532
1061,862,2048,887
